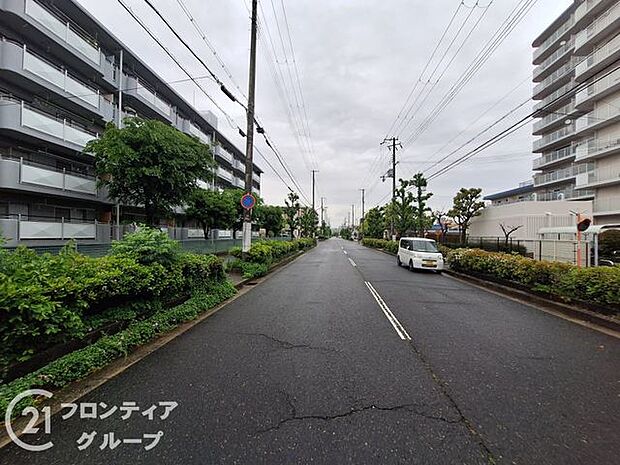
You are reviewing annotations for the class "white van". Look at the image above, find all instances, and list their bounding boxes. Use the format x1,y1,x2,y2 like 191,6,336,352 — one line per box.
397,237,444,273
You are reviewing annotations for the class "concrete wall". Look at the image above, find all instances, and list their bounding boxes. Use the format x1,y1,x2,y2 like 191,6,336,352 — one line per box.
469,200,593,239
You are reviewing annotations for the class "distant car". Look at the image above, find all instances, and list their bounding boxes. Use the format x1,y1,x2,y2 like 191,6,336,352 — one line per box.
397,237,444,273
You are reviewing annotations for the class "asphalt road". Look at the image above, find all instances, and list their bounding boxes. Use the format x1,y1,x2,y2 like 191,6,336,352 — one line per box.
1,238,619,464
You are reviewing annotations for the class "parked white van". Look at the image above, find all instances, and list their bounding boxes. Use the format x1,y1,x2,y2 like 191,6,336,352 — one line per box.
397,237,444,273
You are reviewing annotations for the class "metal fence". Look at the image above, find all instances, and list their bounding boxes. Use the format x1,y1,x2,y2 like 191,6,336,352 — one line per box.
442,236,592,267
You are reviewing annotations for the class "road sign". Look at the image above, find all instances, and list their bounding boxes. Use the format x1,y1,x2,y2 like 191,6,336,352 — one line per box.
240,192,256,210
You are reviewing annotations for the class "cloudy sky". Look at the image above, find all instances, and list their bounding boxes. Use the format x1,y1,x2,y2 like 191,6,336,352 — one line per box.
80,0,572,226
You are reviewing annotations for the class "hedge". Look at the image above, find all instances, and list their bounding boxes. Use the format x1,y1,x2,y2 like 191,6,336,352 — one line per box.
447,248,620,310
361,238,398,254
0,280,237,419
0,230,224,376
227,238,316,279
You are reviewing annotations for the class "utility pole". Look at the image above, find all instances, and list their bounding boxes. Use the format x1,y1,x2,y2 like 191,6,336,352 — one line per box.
311,170,319,213
351,204,355,228
360,189,365,221
320,197,325,224
242,0,258,254
381,137,402,240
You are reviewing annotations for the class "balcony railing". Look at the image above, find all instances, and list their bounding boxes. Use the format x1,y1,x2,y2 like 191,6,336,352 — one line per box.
534,80,576,110
533,39,574,80
576,137,620,161
233,176,244,188
575,66,620,106
17,158,96,194
533,59,576,96
25,0,100,65
574,0,606,23
533,162,594,187
575,1,620,51
576,33,620,77
189,123,211,145
135,79,171,116
215,145,234,164
253,172,260,183
575,98,620,133
22,46,100,109
533,124,575,151
217,167,233,182
18,103,98,147
533,145,575,169
534,17,574,62
537,189,595,201
533,102,574,133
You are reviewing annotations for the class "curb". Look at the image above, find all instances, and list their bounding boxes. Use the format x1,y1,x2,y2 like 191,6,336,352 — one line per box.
443,270,620,335
363,245,620,336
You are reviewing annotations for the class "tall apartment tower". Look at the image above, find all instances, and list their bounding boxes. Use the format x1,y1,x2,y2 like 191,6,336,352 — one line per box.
0,0,262,246
532,0,620,223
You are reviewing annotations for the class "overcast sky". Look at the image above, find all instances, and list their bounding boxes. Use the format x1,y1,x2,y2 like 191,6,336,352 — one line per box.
80,0,573,226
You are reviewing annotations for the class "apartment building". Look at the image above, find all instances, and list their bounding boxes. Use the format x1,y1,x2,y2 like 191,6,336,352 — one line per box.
532,0,620,223
0,0,261,246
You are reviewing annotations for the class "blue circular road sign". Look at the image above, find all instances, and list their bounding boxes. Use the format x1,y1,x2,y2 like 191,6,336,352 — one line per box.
241,193,256,210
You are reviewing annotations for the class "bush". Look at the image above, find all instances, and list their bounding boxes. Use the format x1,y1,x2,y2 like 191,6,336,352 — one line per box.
110,227,180,267
361,238,398,254
229,246,243,258
0,240,224,376
0,281,237,419
247,242,274,265
447,248,619,310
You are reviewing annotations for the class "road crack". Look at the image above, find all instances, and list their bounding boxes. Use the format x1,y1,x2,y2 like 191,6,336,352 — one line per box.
256,395,459,435
233,332,338,353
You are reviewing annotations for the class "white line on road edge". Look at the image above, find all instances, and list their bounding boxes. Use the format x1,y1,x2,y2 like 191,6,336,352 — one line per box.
365,281,411,341
348,257,357,267
343,250,348,255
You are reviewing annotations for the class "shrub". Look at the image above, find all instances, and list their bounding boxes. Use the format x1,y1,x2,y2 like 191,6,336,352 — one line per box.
0,280,237,419
361,238,398,254
240,262,269,279
247,243,273,265
447,248,619,310
229,246,243,258
110,227,180,267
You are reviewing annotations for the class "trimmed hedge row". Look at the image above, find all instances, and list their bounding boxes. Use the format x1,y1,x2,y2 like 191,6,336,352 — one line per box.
0,231,223,374
228,238,316,279
361,238,398,254
0,280,237,419
447,248,620,309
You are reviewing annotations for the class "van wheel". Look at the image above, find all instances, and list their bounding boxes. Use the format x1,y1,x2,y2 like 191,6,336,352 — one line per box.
397,256,402,267
435,270,442,275
409,260,414,271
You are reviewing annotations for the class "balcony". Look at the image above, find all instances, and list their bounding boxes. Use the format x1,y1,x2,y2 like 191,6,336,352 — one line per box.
532,60,576,99
0,157,110,203
575,166,620,188
231,158,244,171
24,0,100,65
593,197,620,215
124,75,173,120
0,96,98,150
575,137,620,162
574,1,620,55
533,17,574,64
534,162,594,188
533,103,575,134
253,171,261,183
575,33,620,82
533,145,575,170
189,123,212,145
575,66,620,109
215,145,234,164
0,215,98,241
533,39,574,82
232,176,244,188
534,80,576,111
573,99,620,137
216,167,233,183
532,123,575,152
574,0,614,26
537,188,595,201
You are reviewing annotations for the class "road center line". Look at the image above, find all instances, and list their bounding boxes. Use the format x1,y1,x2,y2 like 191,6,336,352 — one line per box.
348,257,357,267
343,250,348,255
365,281,411,341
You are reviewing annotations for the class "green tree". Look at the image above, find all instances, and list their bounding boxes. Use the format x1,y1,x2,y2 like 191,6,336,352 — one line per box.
340,227,352,240
411,173,433,237
255,205,284,237
87,117,214,226
362,207,385,239
319,221,332,239
283,192,300,239
388,178,415,238
186,189,237,240
448,188,485,243
224,189,263,239
299,207,318,238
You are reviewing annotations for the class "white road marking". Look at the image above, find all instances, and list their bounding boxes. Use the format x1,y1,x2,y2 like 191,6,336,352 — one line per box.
343,250,348,255
365,281,411,341
348,257,357,267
